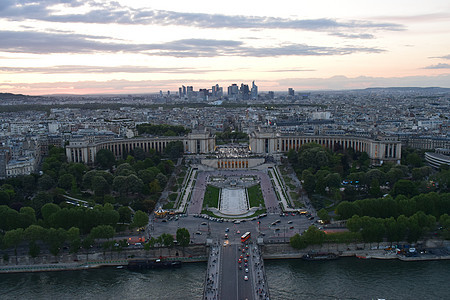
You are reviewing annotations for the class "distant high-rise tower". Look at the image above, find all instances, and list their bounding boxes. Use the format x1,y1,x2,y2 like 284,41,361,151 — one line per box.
288,88,295,96
240,83,250,100
228,84,239,98
268,91,274,99
251,81,258,100
182,85,186,96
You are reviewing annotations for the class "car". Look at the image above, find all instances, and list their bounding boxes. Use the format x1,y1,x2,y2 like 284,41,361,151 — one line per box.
225,228,229,232
275,220,281,223
238,259,242,264
275,228,280,231
245,268,249,273
195,231,202,235
161,219,167,222
244,258,248,263
244,263,248,268
239,265,242,270
237,230,241,234
246,253,250,257
308,216,314,220
289,226,294,229
287,221,293,224
244,276,248,281
225,234,228,239
201,222,207,225
240,255,243,259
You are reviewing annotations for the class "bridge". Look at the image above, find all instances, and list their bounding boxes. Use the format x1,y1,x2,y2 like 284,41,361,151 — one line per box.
204,237,270,300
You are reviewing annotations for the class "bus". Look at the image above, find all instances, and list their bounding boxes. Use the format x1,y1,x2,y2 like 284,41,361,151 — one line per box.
241,232,251,243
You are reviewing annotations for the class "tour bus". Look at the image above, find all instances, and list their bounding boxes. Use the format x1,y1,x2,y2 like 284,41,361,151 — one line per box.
241,232,251,243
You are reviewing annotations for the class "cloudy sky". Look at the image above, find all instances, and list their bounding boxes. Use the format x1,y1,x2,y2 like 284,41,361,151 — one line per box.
0,0,449,95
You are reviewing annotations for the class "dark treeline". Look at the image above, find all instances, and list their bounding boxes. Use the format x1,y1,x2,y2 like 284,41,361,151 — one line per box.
136,123,191,136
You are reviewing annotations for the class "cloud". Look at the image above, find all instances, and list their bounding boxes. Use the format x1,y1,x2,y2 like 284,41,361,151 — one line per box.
266,69,316,72
423,63,450,69
0,1,404,33
0,31,384,57
0,65,226,74
330,33,375,39
429,55,450,60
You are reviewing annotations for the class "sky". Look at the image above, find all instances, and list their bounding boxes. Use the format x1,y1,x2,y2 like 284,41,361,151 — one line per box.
0,0,449,95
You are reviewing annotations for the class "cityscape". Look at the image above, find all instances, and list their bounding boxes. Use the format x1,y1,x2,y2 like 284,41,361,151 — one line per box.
0,1,450,300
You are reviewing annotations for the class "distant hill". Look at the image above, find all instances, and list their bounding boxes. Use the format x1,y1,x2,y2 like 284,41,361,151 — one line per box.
358,87,450,93
0,93,42,101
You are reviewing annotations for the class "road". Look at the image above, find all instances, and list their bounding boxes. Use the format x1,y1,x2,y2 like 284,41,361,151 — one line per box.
220,243,254,300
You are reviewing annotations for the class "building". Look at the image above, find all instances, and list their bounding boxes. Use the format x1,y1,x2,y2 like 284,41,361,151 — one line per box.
249,129,401,165
251,81,258,100
288,88,295,97
425,150,450,169
66,130,215,164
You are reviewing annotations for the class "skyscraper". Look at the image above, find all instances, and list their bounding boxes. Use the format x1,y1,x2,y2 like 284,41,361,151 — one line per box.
251,81,258,100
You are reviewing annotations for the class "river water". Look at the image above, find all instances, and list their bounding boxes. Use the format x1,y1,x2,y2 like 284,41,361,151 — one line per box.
0,259,448,299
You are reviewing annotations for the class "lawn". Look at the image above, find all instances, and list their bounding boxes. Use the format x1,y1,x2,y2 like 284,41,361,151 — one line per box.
247,184,265,208
203,185,220,208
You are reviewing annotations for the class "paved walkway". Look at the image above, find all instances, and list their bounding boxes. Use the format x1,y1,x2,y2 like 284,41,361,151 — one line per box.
204,244,221,300
220,188,248,215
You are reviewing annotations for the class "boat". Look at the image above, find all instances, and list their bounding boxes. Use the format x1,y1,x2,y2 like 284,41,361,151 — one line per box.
302,253,339,261
356,254,371,259
127,259,182,270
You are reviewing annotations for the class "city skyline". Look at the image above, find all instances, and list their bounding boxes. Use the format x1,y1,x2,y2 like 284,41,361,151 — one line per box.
0,0,449,95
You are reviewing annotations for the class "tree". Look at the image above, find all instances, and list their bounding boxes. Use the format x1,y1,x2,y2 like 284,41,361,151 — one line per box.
392,180,418,197
31,192,53,212
90,225,115,241
3,228,24,263
160,233,174,247
118,206,132,223
325,173,341,189
176,228,190,247
67,227,81,254
335,201,361,220
96,149,116,169
38,174,55,190
91,176,110,197
406,153,423,168
149,179,162,194
82,236,94,261
346,215,361,232
41,203,60,223
28,240,40,258
302,170,316,194
369,179,381,198
290,233,307,249
115,163,135,176
317,208,331,223
132,210,148,228
24,224,46,242
302,225,326,246
45,228,67,258
58,173,75,190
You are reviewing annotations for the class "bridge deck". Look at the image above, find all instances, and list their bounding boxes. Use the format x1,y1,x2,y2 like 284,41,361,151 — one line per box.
204,239,270,300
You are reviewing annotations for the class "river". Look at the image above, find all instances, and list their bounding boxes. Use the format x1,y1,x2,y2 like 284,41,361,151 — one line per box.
0,259,448,299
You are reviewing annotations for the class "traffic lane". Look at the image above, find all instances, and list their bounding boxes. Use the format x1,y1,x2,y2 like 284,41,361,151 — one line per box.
238,244,255,300
220,244,239,300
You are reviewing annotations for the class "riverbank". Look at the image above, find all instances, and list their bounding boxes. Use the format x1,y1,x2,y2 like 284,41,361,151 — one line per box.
0,244,207,274
261,239,450,262
1,239,449,274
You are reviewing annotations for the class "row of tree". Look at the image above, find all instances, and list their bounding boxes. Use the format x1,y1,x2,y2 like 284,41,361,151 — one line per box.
335,192,450,220
136,123,191,137
346,212,438,244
